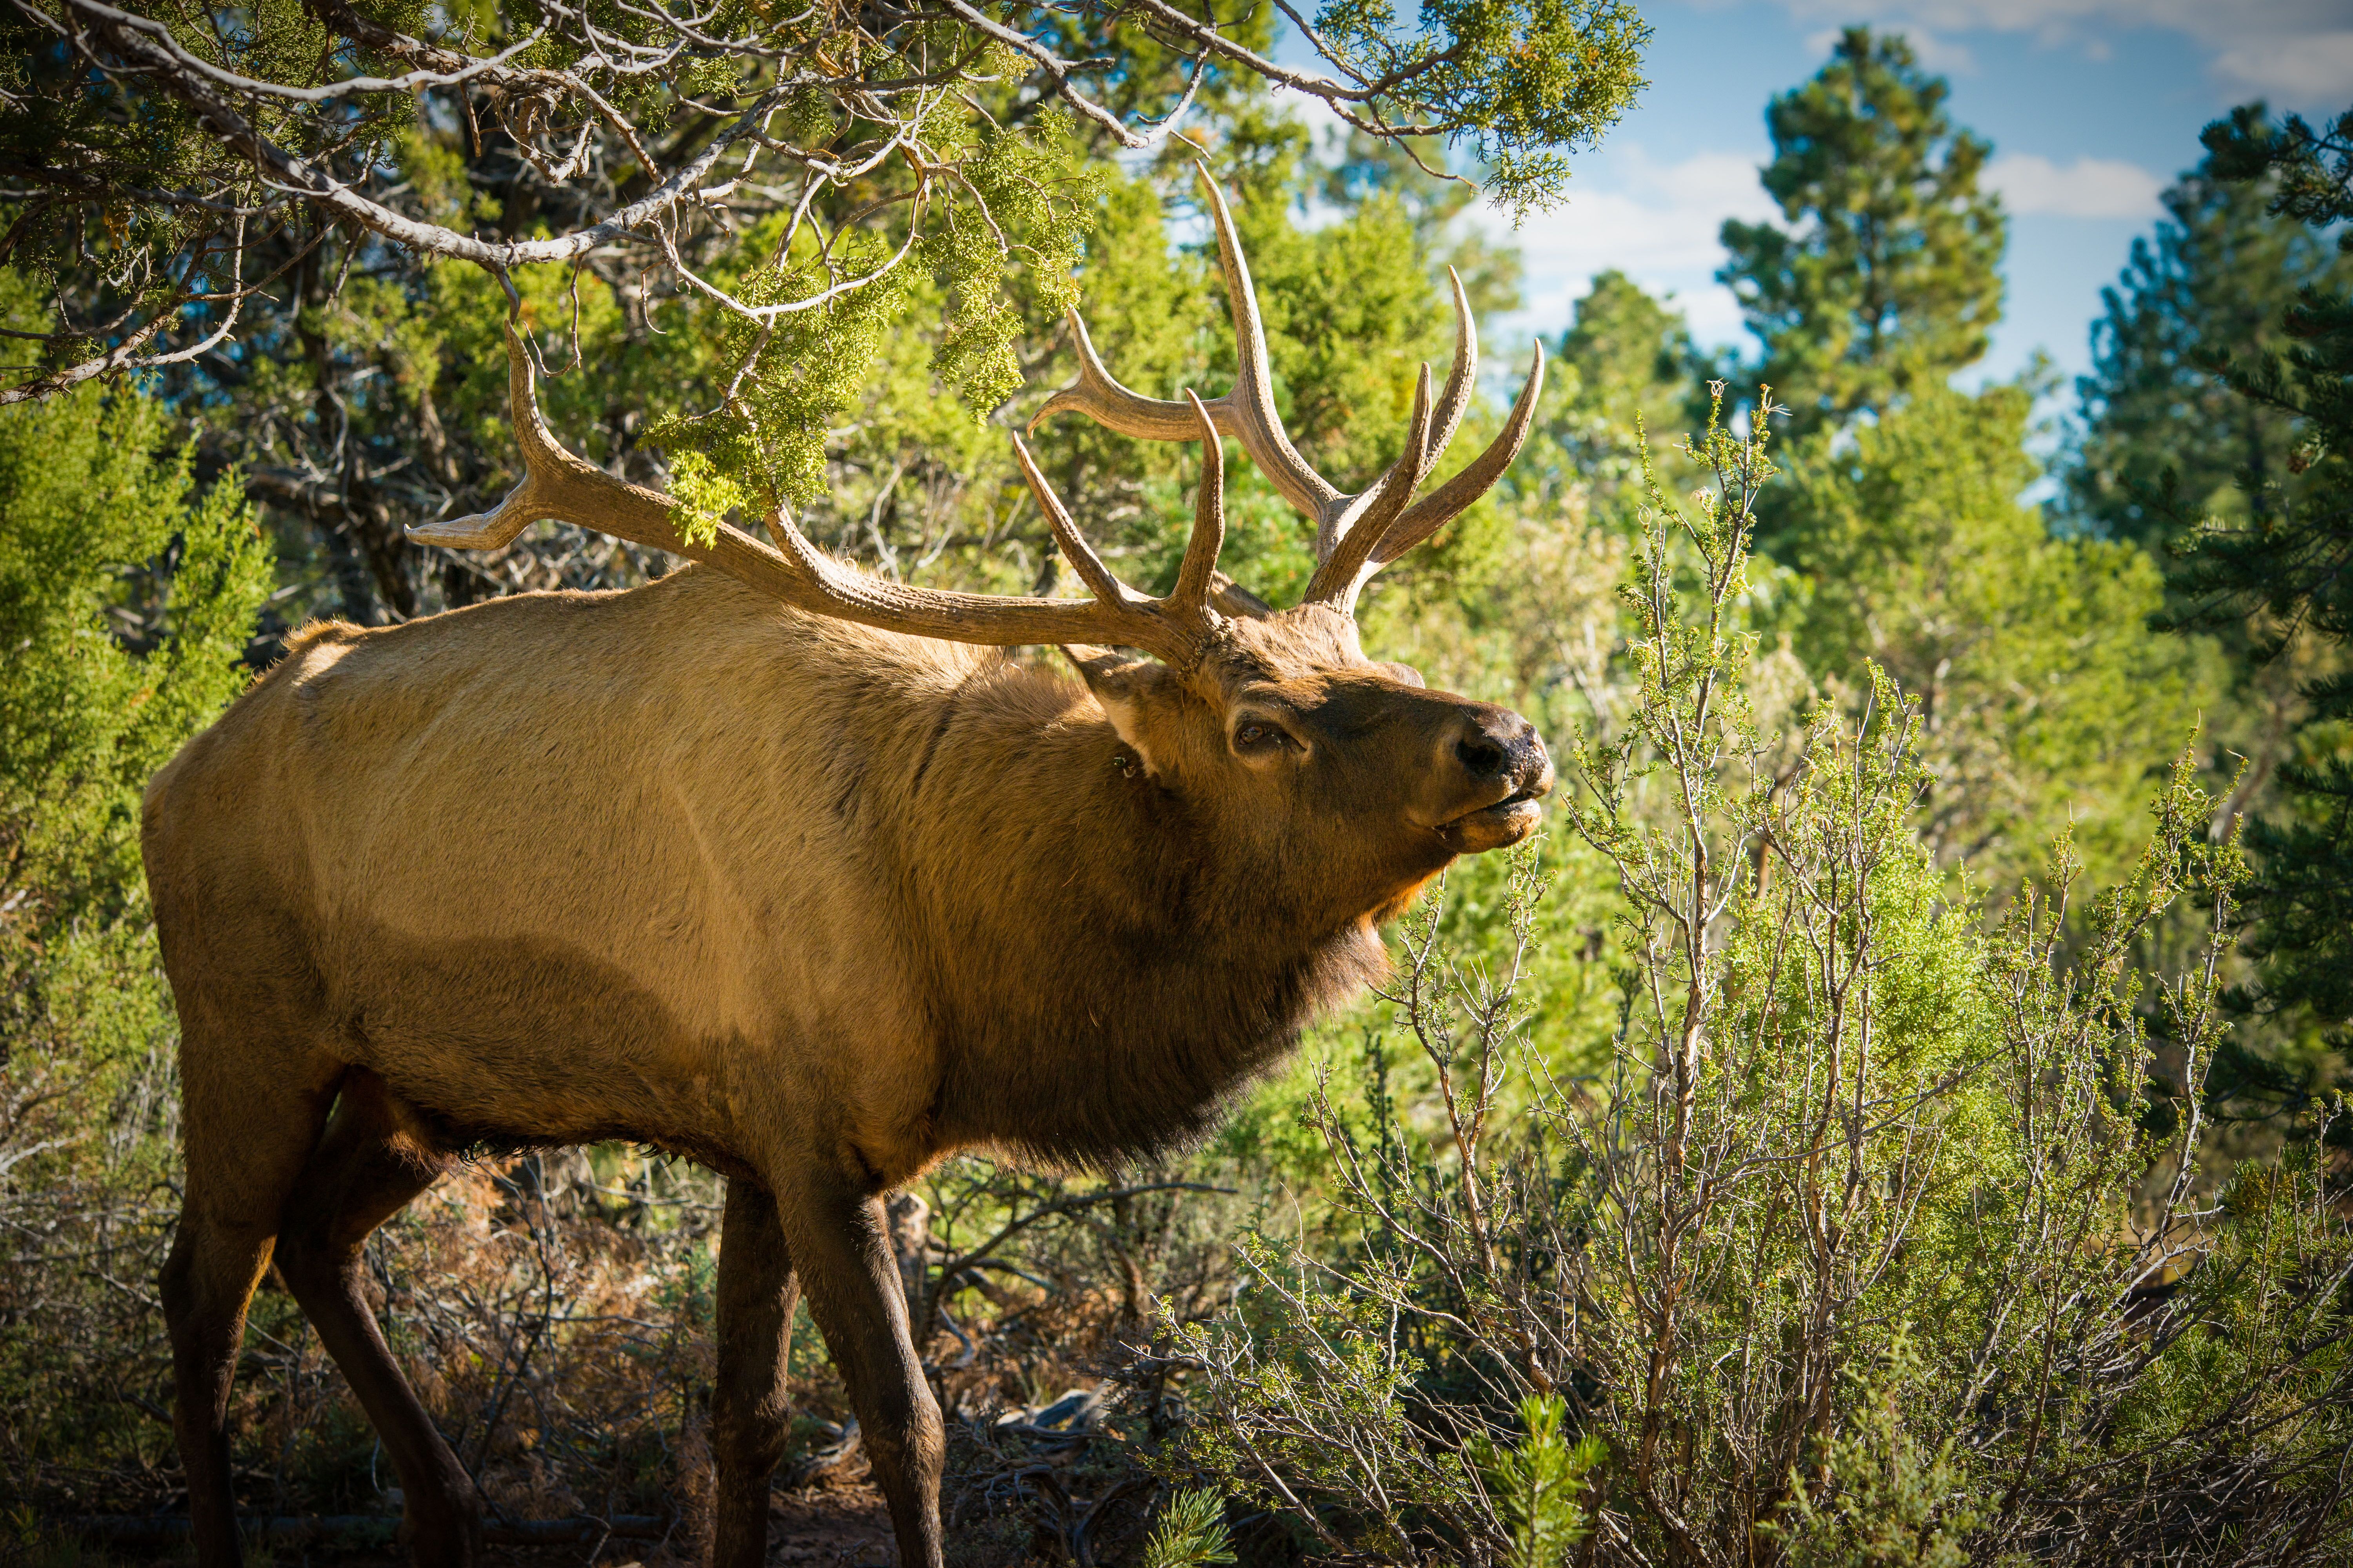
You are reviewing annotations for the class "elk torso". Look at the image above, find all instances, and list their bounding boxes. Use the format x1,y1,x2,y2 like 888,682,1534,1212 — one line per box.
145,566,1382,1187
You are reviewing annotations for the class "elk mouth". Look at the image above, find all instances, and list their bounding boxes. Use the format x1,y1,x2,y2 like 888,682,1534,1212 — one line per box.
1435,781,1551,854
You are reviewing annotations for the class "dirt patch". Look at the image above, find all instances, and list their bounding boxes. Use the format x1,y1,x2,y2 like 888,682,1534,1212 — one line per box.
55,1482,902,1568
765,1480,896,1567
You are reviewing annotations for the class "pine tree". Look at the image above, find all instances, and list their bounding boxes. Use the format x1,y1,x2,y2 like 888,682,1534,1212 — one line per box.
1717,28,2006,440
2160,105,2353,1073
2067,140,2345,551
2060,122,2349,1007
1560,271,1697,441
1715,29,2185,885
1537,270,1700,511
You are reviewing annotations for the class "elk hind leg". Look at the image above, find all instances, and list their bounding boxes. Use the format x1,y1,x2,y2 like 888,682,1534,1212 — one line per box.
711,1178,801,1568
162,1051,338,1568
271,1070,484,1568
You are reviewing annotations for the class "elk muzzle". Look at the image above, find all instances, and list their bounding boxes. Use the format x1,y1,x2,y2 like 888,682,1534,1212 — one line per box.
1433,707,1554,854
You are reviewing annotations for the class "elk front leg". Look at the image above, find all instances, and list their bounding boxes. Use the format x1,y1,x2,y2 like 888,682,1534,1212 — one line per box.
711,1179,800,1568
769,1170,944,1568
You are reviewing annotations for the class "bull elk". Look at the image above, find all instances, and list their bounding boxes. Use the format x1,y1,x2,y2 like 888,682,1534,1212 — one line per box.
142,167,1549,1568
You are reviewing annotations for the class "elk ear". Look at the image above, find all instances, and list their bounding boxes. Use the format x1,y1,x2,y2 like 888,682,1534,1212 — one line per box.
1062,643,1178,775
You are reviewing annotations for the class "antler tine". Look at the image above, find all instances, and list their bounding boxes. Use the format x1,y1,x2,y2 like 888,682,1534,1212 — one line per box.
1371,342,1547,566
1170,389,1227,614
1016,171,1542,616
1026,310,1204,444
412,320,1221,667
1191,161,1345,537
1028,166,1346,529
1298,267,1477,593
1010,398,1229,657
1009,431,1136,610
1426,267,1478,465
1304,363,1437,610
407,319,603,552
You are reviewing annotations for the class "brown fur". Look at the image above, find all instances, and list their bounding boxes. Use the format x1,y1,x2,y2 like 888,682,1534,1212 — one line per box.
144,564,1549,1568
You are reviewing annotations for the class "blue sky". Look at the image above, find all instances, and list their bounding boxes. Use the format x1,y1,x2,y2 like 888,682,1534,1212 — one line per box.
1274,0,2350,393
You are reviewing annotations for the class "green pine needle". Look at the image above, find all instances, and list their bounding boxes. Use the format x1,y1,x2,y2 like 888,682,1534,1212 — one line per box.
1141,1488,1236,1568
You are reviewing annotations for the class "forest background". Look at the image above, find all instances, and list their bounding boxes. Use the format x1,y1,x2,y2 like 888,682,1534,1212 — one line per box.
2,1,2350,1563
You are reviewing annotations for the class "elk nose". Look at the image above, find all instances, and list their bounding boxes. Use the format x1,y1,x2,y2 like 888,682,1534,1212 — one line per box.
1446,710,1547,788
1455,732,1510,777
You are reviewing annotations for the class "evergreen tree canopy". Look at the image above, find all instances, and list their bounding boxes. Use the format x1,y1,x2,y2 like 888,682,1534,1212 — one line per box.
0,269,271,1101
2067,130,2346,551
0,0,1647,417
1529,269,1697,510
0,298,270,939
2160,105,2353,1062
1314,127,1525,323
1718,28,2004,438
1558,269,1695,439
0,4,1646,635
2060,118,2346,993
1773,384,2213,887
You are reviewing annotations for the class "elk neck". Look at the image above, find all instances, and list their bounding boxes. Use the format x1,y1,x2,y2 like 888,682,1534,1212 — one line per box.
853,642,1394,1172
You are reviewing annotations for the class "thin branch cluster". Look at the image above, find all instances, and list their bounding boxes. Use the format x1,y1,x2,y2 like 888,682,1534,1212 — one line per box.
1147,396,2353,1565
0,0,1647,410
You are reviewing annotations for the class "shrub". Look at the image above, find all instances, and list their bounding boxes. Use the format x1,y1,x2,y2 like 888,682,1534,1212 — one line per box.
0,369,268,1503
1160,393,2353,1564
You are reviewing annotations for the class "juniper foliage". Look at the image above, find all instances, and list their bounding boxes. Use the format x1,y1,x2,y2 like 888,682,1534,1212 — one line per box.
0,0,1648,463
0,347,269,1491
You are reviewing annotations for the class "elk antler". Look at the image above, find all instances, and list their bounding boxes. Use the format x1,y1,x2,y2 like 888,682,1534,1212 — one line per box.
1031,162,1546,615
409,320,1234,670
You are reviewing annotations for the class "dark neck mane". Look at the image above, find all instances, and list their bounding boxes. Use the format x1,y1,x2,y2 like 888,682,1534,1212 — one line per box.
884,661,1389,1169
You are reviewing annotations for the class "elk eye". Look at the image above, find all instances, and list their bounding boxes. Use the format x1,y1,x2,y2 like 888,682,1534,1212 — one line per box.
1232,718,1294,756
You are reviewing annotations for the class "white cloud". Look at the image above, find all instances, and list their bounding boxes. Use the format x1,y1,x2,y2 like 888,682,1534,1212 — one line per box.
1766,0,2353,99
1986,153,2164,218
2212,31,2353,98
1467,146,1782,346
1806,22,1978,73
1255,84,1783,345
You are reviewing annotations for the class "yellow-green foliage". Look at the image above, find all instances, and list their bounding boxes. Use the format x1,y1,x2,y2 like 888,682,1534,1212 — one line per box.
1308,0,1651,216
1141,1487,1238,1568
1466,1395,1603,1566
1769,1335,1977,1568
1167,389,2353,1564
1773,384,2220,888
635,114,1106,513
0,290,270,945
0,269,271,1478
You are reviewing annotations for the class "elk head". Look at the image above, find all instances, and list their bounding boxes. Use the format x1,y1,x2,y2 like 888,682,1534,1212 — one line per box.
412,164,1552,918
